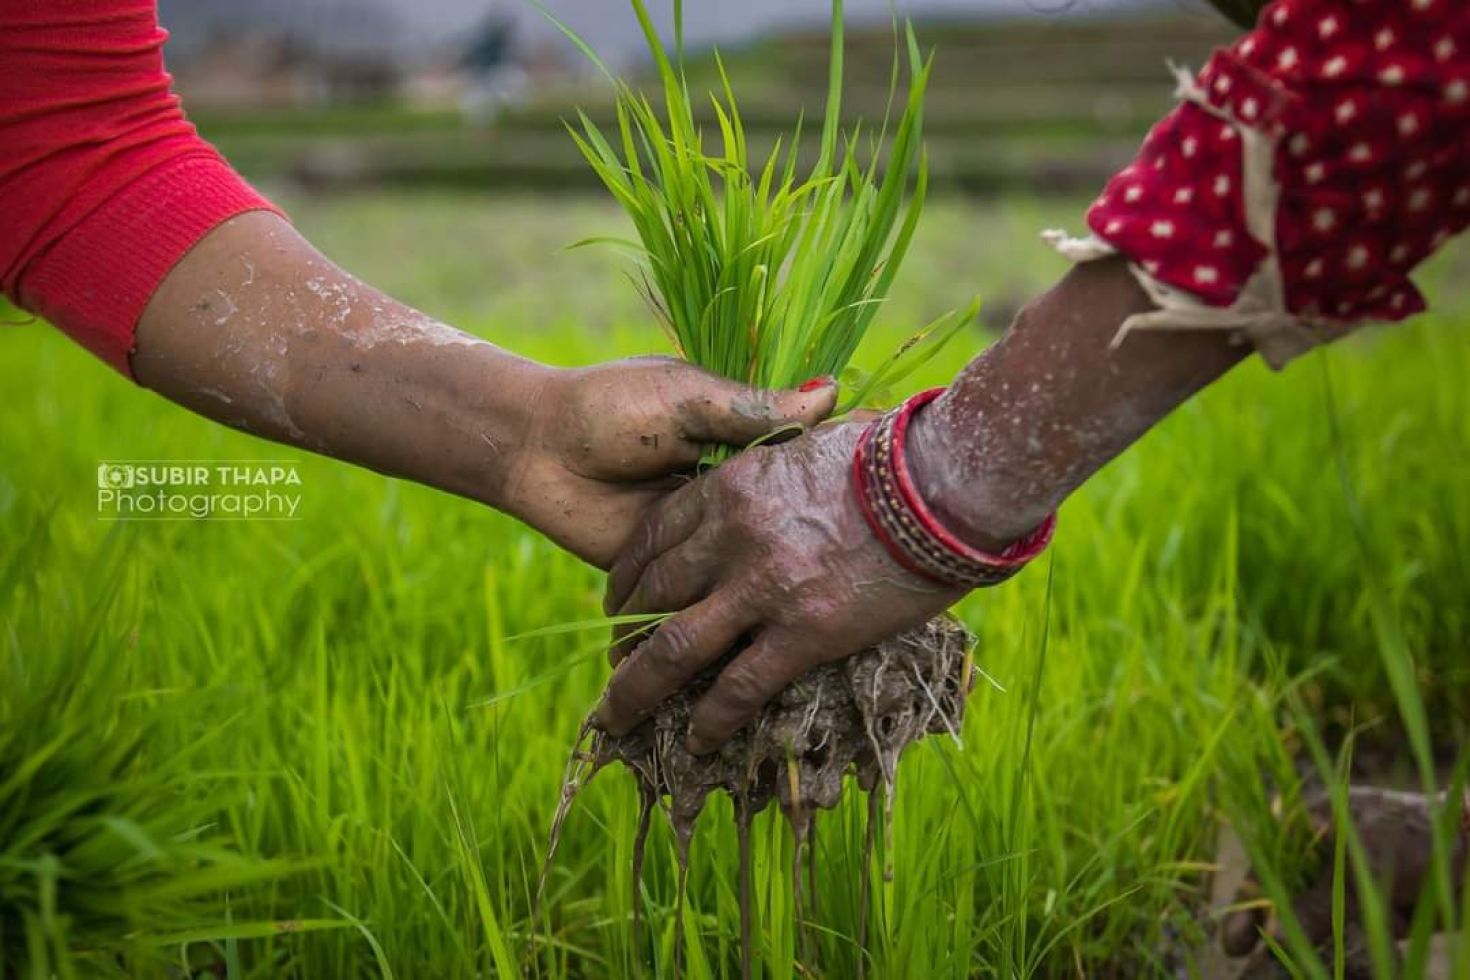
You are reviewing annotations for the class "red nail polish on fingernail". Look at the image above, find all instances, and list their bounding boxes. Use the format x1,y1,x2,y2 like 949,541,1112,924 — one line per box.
798,375,834,393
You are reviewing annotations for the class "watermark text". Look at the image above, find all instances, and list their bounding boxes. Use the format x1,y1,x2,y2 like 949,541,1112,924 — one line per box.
96,462,304,521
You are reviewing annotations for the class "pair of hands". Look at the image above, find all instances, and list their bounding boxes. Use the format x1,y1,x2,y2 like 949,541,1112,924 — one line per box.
135,218,1199,759
532,369,965,754
539,263,1179,753
536,257,1197,754
133,212,983,752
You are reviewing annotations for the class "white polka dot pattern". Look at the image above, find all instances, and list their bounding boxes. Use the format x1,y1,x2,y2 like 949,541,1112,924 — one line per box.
1084,0,1469,336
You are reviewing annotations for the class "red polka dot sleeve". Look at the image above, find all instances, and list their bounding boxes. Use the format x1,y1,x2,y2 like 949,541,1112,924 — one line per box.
0,1,283,377
1050,0,1469,368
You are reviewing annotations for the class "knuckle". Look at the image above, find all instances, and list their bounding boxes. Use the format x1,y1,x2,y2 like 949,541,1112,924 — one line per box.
646,620,694,672
738,384,775,416
718,662,771,715
792,592,840,628
718,474,761,521
638,563,674,609
724,574,771,612
631,516,661,561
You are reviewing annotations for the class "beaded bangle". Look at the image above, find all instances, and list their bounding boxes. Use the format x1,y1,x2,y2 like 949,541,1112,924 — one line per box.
851,387,1056,590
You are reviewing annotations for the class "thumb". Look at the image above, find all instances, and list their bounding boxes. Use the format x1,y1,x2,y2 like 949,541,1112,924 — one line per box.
677,374,838,447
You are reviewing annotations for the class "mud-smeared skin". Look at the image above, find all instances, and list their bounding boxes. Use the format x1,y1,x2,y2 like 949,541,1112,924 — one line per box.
598,420,967,754
548,616,972,975
907,257,1248,553
599,259,1249,755
596,616,971,833
129,212,835,569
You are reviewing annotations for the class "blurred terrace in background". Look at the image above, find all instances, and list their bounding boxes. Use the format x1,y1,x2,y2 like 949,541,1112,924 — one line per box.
162,0,1239,195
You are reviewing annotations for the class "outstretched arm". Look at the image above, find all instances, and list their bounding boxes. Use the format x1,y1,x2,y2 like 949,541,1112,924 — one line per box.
1,2,833,569
130,211,834,567
906,257,1245,552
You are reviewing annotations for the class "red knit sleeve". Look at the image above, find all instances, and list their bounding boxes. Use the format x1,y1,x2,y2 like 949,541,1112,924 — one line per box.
0,1,283,377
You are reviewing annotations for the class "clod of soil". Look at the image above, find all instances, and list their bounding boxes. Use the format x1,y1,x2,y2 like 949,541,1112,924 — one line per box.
1219,785,1470,978
537,615,975,974
592,613,973,840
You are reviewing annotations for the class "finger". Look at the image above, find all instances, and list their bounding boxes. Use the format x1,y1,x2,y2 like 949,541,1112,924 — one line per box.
596,592,755,736
675,373,838,448
609,539,715,665
686,629,829,755
609,619,653,666
603,478,707,616
577,477,683,572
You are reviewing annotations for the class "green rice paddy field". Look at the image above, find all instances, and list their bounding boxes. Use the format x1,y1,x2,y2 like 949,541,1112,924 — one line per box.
2,193,1468,977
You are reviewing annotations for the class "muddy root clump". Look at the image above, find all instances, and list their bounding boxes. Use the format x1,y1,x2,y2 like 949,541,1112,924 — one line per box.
594,615,973,837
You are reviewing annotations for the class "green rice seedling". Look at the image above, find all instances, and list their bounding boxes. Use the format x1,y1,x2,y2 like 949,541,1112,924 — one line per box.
0,532,325,978
543,0,977,428
1211,357,1470,978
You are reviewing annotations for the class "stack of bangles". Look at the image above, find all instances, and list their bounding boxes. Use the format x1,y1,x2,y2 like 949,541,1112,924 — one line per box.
852,387,1057,590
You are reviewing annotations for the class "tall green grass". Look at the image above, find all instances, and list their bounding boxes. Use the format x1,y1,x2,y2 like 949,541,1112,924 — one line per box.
0,544,328,977
0,193,1466,976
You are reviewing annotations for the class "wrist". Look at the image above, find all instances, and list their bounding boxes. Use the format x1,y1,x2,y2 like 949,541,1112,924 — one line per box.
901,264,1140,548
904,393,1055,553
443,345,557,510
852,389,1055,590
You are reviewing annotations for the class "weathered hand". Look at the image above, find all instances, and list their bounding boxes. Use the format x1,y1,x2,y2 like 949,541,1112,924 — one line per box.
595,419,966,754
505,358,836,569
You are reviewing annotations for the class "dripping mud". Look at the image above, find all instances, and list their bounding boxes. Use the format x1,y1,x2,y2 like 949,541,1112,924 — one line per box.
535,615,975,975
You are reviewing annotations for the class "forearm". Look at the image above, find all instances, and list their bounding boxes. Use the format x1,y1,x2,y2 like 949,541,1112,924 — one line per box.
904,0,1470,552
131,212,549,511
909,257,1248,549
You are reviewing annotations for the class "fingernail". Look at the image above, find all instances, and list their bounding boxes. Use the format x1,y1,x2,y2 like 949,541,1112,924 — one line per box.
798,375,835,393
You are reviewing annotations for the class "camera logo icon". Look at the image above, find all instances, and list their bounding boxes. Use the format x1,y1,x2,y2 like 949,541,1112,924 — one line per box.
97,463,135,490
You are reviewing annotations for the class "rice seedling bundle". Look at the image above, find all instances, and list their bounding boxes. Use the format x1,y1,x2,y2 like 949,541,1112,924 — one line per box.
548,0,977,423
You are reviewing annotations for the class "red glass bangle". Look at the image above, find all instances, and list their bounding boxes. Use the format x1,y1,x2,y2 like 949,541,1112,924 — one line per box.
851,387,1056,589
